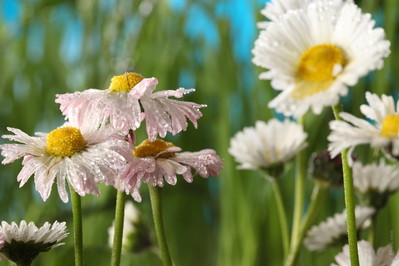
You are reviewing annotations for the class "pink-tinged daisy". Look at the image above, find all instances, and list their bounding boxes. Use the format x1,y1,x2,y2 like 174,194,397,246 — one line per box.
304,206,374,251
329,92,399,161
0,220,68,266
252,0,390,117
0,115,130,203
228,119,307,171
332,240,399,266
118,139,223,201
56,72,206,141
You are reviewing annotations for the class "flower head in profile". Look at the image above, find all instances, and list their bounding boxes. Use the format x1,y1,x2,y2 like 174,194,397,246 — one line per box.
0,221,68,266
332,240,399,266
329,92,399,161
353,160,399,209
56,72,206,141
0,115,130,203
118,139,223,201
252,1,390,117
304,206,374,251
229,119,307,172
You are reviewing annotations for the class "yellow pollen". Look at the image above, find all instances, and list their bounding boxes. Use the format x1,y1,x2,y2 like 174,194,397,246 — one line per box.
133,139,176,158
297,44,345,82
46,127,87,157
381,114,399,138
108,72,144,93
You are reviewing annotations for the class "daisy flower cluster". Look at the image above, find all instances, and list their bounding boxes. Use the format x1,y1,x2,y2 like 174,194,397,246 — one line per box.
228,0,399,265
1,72,222,203
0,71,222,264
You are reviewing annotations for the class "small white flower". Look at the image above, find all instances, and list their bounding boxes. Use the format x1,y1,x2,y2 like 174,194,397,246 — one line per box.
252,1,389,117
108,201,140,251
353,160,399,194
304,206,374,251
228,119,307,170
328,92,399,160
332,240,399,266
0,114,130,203
0,221,68,265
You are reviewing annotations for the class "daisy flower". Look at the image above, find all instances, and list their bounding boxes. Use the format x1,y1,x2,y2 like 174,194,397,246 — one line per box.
0,115,130,203
228,119,307,171
329,92,399,160
0,220,67,265
56,72,206,141
353,160,399,194
252,0,390,117
118,139,223,201
332,240,399,266
304,206,374,251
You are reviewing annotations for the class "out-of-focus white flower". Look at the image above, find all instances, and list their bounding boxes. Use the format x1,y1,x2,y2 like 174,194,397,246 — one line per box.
118,139,223,201
0,221,68,265
228,119,307,171
108,201,140,251
252,1,389,117
329,92,399,161
304,206,374,251
353,160,399,194
56,73,205,141
0,114,130,203
332,240,399,266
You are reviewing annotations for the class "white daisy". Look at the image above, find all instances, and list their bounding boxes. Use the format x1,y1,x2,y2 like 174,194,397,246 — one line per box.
252,1,390,117
332,240,399,266
118,139,223,201
228,119,307,170
328,92,399,160
56,72,206,141
0,114,130,203
353,160,399,194
304,206,374,251
0,221,68,265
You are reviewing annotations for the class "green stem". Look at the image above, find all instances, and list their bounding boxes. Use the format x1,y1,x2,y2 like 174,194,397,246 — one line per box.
111,191,126,266
148,185,173,266
284,183,327,266
270,178,290,257
290,116,306,256
70,187,83,266
332,105,359,266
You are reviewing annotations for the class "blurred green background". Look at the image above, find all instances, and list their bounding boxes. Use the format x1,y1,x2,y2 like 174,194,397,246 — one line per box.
0,0,398,265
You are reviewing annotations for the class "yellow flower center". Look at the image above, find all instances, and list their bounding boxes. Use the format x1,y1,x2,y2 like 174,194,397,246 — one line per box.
381,114,399,138
46,127,87,157
108,72,144,93
297,44,345,82
133,139,176,158
291,44,346,99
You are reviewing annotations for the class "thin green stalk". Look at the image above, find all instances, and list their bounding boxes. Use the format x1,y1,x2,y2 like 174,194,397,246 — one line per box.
111,191,126,266
290,116,306,255
332,105,359,266
148,185,173,266
69,187,83,266
270,178,290,257
284,183,327,266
